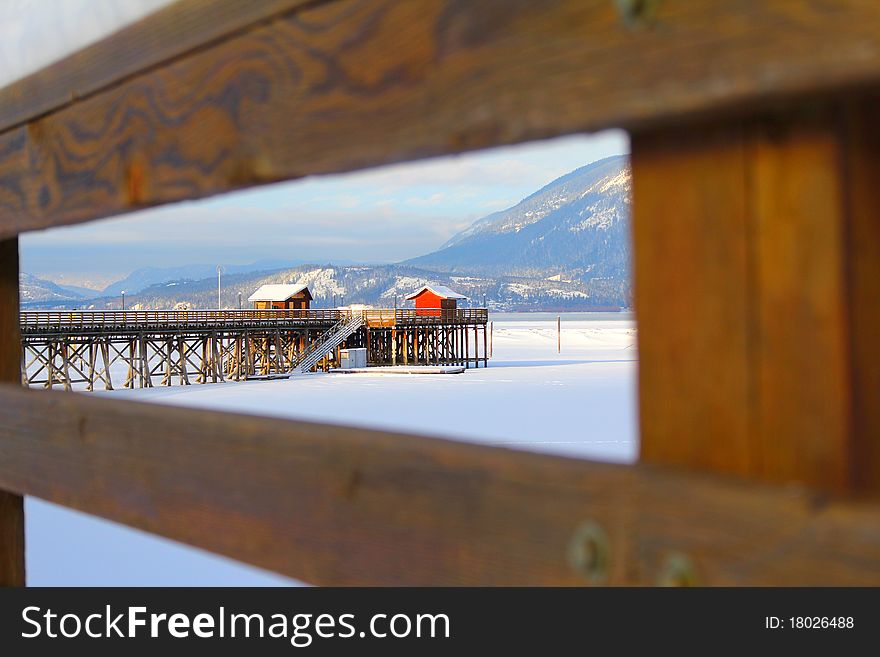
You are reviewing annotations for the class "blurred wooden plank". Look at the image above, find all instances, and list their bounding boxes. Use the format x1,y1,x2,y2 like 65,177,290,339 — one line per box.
5,0,880,238
635,106,880,494
749,114,852,490
632,126,752,475
1,385,880,585
0,241,19,385
0,0,314,131
0,239,24,586
844,97,880,491
0,492,23,588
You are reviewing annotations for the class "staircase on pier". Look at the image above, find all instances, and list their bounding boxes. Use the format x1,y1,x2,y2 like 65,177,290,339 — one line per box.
293,313,364,373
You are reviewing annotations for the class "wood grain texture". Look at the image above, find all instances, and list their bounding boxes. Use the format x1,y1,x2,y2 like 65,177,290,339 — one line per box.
0,238,24,586
844,97,880,491
749,115,852,489
635,106,880,494
1,385,880,585
633,126,752,475
0,0,317,132
4,0,880,238
0,239,20,384
0,492,24,588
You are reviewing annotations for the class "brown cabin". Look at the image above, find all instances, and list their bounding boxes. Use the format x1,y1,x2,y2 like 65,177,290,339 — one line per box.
248,283,312,310
406,285,466,316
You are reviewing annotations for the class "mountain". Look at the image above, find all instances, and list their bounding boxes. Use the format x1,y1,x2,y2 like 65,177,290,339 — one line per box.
405,154,631,288
56,263,620,312
22,155,633,311
101,259,319,296
56,283,102,299
19,273,86,304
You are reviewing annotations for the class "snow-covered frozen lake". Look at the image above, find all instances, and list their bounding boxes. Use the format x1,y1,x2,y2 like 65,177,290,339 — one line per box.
26,313,638,585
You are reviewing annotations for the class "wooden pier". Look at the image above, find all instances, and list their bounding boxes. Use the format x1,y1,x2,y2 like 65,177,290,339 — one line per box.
20,308,489,390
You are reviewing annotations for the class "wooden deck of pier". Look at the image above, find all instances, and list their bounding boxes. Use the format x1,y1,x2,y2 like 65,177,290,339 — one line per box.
2,0,880,586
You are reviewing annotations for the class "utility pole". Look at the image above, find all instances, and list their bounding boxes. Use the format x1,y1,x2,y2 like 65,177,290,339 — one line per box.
557,315,561,354
217,265,222,309
121,291,125,311
238,292,242,310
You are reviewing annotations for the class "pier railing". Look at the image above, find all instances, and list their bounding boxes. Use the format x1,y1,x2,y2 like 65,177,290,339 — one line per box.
20,308,489,333
393,308,488,324
19,308,346,330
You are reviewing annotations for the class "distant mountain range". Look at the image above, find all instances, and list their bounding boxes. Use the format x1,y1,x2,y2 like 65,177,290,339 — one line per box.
19,273,91,304
29,264,618,313
100,259,335,297
21,156,632,311
20,260,339,304
406,155,630,282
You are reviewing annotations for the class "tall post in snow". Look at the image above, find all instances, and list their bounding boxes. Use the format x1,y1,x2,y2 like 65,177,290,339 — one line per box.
490,321,493,358
557,315,561,354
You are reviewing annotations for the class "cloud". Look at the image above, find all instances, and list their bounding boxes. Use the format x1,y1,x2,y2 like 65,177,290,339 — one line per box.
404,192,446,207
22,200,464,267
0,0,173,86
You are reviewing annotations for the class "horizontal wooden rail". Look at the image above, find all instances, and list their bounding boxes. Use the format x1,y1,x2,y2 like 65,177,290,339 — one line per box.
1,384,879,585
0,0,317,132
4,0,880,238
20,308,488,334
20,309,346,328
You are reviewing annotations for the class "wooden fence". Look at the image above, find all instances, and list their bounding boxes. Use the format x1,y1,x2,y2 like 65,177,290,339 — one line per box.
2,0,880,586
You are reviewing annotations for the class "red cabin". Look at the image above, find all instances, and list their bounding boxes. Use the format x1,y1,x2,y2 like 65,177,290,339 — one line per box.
406,285,466,316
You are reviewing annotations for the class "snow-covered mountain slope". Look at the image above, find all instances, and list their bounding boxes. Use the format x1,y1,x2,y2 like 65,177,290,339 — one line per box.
19,273,86,303
101,259,314,296
23,155,633,311
62,263,624,312
405,155,631,282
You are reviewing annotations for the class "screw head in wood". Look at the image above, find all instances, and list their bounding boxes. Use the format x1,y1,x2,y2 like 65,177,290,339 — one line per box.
568,521,610,584
656,552,700,587
614,0,661,28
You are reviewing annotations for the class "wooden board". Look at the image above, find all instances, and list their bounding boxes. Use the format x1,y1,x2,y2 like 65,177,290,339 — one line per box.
1,385,879,586
844,96,880,491
0,238,24,586
749,114,851,489
0,0,313,131
0,492,24,588
633,125,752,475
634,105,880,494
4,0,880,237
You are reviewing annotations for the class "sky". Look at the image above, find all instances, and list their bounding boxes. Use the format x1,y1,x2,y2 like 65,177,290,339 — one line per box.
0,0,174,86
21,131,629,286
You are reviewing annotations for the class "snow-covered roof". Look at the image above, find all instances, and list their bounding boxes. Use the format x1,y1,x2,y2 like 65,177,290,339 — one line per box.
247,283,311,302
405,285,467,300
